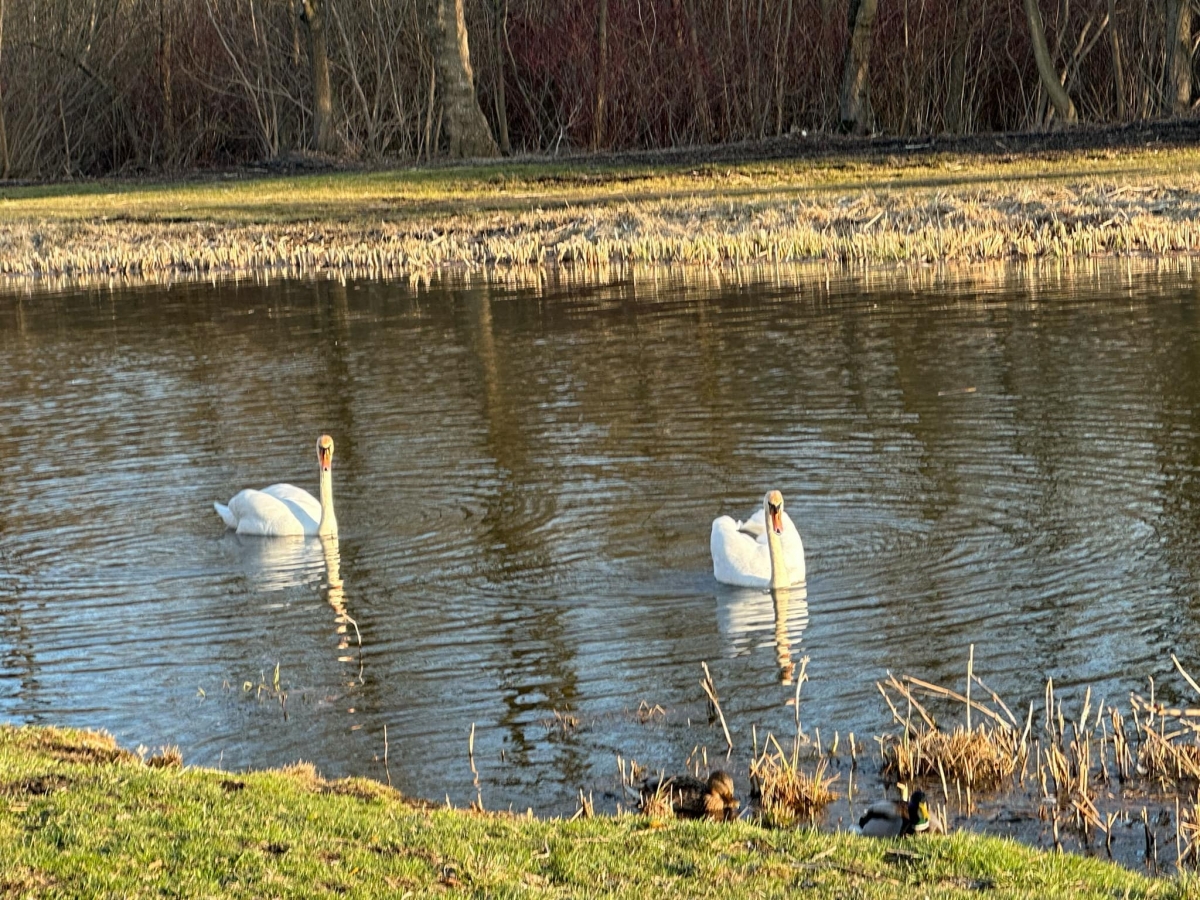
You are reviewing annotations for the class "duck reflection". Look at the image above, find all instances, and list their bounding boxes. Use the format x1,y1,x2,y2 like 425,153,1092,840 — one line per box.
715,586,809,685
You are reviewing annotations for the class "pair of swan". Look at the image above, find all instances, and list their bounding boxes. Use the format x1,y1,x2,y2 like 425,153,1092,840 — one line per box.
214,435,338,537
711,489,806,588
213,437,805,592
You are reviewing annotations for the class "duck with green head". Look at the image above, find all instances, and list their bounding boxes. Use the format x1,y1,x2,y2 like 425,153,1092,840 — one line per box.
853,789,933,837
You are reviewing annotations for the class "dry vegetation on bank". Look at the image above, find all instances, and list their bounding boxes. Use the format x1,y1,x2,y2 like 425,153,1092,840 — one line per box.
2,142,1200,283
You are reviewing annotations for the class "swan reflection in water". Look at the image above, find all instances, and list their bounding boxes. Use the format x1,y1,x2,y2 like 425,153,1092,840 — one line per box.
218,532,362,666
715,585,809,685
319,534,362,662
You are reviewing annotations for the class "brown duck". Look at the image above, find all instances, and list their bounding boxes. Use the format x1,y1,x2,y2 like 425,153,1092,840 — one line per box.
641,771,739,821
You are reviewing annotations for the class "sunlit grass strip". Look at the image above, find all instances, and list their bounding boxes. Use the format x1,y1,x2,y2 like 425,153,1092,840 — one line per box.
0,724,1171,899
1,147,1200,282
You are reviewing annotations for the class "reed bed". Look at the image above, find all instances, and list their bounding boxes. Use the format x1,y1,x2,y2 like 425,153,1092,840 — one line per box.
868,650,1200,867
3,150,1200,284
1130,656,1200,789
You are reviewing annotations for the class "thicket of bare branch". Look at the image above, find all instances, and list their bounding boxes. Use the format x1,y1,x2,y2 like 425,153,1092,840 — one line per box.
0,0,1195,178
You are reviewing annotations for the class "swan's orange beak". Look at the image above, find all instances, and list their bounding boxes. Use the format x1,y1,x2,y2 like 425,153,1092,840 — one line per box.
318,435,334,472
767,490,784,534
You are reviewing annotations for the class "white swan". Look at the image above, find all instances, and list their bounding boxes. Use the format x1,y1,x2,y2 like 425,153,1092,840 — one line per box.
214,435,339,537
711,490,805,588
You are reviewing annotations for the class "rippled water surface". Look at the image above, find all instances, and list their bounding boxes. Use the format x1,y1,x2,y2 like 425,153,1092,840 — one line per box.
3,263,1200,814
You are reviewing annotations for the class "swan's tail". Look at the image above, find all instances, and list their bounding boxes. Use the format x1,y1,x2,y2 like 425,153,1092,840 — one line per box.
213,502,237,530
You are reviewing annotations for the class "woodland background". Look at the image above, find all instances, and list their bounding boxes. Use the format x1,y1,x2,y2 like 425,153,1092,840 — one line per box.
0,0,1196,179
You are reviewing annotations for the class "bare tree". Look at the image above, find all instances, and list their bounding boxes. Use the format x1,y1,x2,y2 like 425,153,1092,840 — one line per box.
685,0,710,142
839,0,879,134
427,0,498,157
299,0,336,153
593,0,607,149
1108,0,1126,118
1023,0,1078,123
1165,0,1193,114
493,0,510,154
0,0,8,179
159,0,175,163
945,0,971,133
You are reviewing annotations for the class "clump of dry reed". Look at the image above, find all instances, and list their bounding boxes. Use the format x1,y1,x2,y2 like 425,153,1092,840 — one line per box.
1034,680,1114,838
877,667,1028,795
749,734,839,828
1130,654,1200,789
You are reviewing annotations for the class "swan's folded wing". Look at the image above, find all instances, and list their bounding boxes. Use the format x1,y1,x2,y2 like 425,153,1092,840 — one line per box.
737,509,767,542
260,483,322,516
711,516,770,587
227,488,317,536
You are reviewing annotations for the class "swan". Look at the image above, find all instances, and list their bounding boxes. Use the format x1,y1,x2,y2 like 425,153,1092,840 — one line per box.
711,490,805,588
214,435,338,537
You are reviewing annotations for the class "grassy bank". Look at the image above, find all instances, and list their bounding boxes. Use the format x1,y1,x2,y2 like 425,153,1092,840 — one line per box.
1,142,1200,282
0,725,1192,899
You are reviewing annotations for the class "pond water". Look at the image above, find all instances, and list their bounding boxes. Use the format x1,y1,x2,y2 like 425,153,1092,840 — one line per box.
2,261,1200,819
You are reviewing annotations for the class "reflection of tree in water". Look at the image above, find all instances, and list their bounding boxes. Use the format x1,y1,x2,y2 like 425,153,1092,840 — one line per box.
1146,298,1200,661
0,543,40,714
312,280,358,469
451,285,582,776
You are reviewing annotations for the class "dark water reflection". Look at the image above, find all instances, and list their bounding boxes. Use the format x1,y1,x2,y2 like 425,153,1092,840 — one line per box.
2,261,1200,815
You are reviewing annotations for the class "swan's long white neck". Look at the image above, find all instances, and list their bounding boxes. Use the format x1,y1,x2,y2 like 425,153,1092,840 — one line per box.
318,465,337,536
764,495,789,589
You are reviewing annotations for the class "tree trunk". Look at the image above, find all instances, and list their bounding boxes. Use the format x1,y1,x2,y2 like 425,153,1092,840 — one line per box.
159,0,175,162
427,0,499,158
0,0,8,179
299,0,336,154
685,0,710,142
494,0,510,154
839,0,879,134
775,0,793,136
593,0,608,149
944,0,971,133
1022,0,1077,124
1165,0,1193,114
1108,0,1125,119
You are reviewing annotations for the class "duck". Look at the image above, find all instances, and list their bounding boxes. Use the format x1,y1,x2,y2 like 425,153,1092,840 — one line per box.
641,771,740,822
214,435,338,537
853,790,933,837
711,490,806,588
